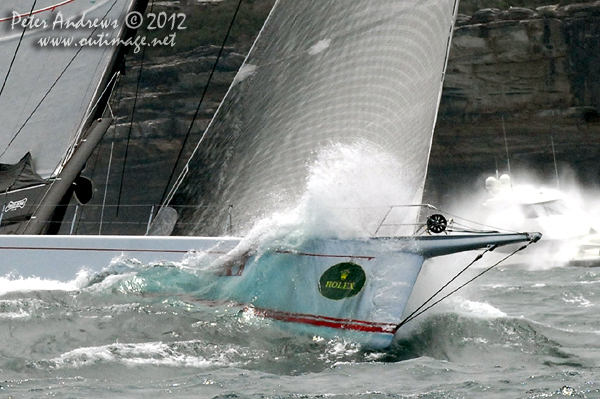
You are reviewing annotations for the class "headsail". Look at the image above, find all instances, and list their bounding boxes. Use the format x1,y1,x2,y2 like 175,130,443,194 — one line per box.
0,0,147,233
167,0,458,237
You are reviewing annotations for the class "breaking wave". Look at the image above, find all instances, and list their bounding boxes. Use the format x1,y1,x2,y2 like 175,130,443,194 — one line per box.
0,258,586,376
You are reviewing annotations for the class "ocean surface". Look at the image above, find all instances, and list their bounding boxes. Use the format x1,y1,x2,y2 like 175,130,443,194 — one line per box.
1,249,599,399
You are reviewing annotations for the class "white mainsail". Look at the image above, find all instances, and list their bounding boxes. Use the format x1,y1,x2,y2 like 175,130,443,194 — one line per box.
167,0,458,236
0,0,144,233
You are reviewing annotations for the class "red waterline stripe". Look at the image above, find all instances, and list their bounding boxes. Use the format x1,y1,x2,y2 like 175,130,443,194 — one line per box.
0,245,230,255
0,0,78,23
0,246,374,261
249,307,396,334
274,250,375,261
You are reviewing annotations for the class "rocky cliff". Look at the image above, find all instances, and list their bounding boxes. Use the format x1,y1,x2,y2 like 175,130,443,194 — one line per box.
75,0,600,234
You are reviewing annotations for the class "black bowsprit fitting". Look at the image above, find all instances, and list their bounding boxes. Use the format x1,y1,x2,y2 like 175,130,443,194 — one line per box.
427,213,447,234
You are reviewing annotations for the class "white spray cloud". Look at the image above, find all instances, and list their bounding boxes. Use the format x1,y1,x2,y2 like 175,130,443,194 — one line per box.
443,167,600,270
229,141,413,255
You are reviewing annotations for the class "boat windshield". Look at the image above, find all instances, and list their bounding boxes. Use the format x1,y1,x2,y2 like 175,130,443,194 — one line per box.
520,199,568,219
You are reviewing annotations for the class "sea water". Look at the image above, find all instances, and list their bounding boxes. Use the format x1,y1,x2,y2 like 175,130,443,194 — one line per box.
1,256,600,398
4,146,600,398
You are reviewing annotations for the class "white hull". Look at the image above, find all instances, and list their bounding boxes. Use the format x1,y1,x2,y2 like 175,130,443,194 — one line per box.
0,233,538,348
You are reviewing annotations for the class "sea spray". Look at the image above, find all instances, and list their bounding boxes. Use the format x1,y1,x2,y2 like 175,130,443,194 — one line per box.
159,141,426,311
0,256,596,396
226,141,418,254
299,141,417,238
157,141,421,301
398,248,515,330
445,167,600,269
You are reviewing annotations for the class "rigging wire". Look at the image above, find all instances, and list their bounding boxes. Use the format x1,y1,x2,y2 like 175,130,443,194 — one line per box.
115,0,156,216
157,0,245,208
16,0,122,232
394,238,538,332
89,71,125,177
100,142,115,235
59,70,122,173
435,208,522,234
77,71,126,234
395,244,498,330
0,0,38,100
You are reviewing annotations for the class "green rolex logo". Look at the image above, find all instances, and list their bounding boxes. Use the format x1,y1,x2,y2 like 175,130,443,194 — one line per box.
319,262,366,300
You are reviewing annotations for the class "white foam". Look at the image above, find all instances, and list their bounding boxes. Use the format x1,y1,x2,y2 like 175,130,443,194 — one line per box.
84,272,138,293
319,339,361,364
0,298,41,319
45,340,252,369
563,294,592,308
0,269,90,295
447,296,507,318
